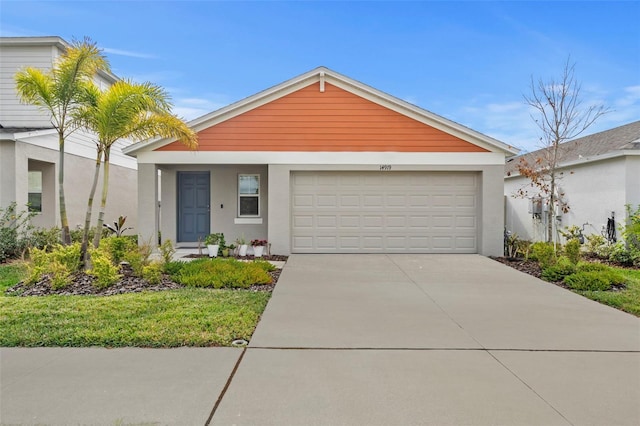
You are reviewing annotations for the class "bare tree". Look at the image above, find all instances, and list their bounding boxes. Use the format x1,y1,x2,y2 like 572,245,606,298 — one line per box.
513,58,609,242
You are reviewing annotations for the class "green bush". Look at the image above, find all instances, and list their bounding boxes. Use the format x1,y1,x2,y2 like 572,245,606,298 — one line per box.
175,258,272,289
541,256,576,282
159,239,176,264
608,242,639,266
564,239,581,265
564,270,626,291
529,242,556,268
28,227,62,251
164,260,185,275
142,262,164,285
576,262,612,273
565,272,612,291
87,249,121,289
99,236,137,265
585,234,606,255
0,203,35,262
25,243,81,289
122,241,153,276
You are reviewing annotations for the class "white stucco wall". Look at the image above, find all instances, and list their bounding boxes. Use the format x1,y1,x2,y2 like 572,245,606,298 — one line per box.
0,138,138,232
504,156,632,242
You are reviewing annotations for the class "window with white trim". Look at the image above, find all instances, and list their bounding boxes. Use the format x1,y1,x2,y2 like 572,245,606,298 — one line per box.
238,174,260,217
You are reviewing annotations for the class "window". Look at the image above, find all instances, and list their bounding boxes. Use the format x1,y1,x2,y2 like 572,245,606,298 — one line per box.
28,171,42,213
238,174,260,217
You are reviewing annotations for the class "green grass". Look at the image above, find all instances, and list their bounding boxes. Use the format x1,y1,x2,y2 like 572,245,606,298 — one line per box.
0,264,271,347
576,268,640,317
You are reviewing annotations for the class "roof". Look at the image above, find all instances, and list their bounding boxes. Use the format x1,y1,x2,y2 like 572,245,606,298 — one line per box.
0,36,119,84
505,120,640,176
124,66,519,156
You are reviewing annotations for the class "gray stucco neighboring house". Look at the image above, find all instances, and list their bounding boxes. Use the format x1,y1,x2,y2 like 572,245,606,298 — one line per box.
504,120,640,242
0,36,138,231
125,67,519,256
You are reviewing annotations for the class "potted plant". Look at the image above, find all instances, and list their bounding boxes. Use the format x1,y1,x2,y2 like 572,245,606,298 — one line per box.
235,235,248,257
251,239,268,258
227,243,236,257
204,233,224,258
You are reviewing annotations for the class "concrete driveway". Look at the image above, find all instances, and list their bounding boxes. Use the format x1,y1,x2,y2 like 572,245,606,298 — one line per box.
2,254,639,425
212,254,640,426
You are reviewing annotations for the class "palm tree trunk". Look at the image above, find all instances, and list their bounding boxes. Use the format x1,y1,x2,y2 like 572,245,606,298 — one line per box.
58,133,71,245
93,148,111,248
81,148,102,267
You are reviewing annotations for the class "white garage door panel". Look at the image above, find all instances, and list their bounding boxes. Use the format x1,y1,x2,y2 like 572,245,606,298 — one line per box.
291,171,479,253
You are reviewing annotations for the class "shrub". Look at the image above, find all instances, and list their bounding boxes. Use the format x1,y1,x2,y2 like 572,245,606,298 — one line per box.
564,239,581,265
25,243,81,288
585,234,606,255
564,270,626,291
122,241,153,276
28,227,62,251
159,239,176,265
164,260,184,276
529,242,556,268
99,236,137,265
142,262,164,285
175,258,272,289
541,256,576,282
0,203,35,262
576,262,612,273
565,272,612,291
560,225,582,242
87,249,121,289
608,242,639,266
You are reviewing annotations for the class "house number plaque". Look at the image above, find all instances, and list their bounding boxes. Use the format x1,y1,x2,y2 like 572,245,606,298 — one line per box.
379,165,392,171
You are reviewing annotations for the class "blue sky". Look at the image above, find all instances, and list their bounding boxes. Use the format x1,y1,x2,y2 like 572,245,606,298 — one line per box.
1,0,638,152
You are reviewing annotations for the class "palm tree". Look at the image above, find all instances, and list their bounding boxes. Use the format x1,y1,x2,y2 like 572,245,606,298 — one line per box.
14,38,110,244
75,79,197,257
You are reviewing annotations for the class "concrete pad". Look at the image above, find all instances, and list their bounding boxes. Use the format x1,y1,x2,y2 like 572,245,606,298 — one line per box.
211,348,570,426
391,255,640,351
491,351,640,426
0,347,240,425
249,255,480,349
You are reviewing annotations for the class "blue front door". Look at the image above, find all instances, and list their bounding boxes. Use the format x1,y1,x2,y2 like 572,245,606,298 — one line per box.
177,171,210,242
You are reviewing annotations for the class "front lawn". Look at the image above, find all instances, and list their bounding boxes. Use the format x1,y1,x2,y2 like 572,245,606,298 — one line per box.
576,268,640,316
0,263,271,347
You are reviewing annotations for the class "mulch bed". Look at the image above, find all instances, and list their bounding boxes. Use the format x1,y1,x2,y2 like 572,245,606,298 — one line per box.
491,256,543,279
491,256,630,291
6,257,286,297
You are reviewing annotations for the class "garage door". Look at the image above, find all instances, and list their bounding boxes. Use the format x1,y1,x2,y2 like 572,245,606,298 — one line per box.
291,171,479,253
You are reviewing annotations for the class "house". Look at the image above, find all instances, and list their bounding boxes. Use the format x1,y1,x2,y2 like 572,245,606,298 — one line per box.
124,67,518,256
504,121,640,242
0,36,137,231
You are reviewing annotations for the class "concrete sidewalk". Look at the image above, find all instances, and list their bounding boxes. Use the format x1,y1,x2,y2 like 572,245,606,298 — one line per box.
1,347,241,425
2,254,639,425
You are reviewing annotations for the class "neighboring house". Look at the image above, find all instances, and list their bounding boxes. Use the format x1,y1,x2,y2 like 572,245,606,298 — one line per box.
126,67,517,256
504,121,640,243
0,36,137,231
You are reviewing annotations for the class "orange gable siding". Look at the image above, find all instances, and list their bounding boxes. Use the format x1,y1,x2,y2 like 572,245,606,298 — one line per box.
157,82,488,152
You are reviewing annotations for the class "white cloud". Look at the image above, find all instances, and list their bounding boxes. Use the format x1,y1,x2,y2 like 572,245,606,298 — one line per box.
173,97,228,121
454,83,640,155
102,47,156,59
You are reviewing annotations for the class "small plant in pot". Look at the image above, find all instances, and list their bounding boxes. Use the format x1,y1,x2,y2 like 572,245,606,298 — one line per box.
204,233,224,258
235,236,248,257
251,239,268,258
